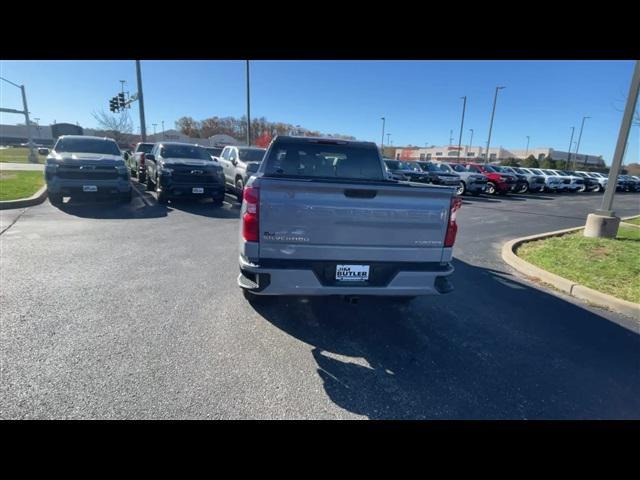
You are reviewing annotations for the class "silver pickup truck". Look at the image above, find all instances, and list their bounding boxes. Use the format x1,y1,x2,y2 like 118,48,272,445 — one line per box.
238,136,461,302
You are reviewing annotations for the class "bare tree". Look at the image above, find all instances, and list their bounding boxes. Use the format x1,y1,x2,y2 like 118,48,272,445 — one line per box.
92,110,134,143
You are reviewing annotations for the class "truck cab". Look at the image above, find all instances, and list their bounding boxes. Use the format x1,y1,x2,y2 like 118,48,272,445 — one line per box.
217,145,266,200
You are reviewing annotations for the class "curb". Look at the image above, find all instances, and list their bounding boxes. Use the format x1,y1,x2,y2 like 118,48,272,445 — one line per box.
0,185,48,210
501,221,640,321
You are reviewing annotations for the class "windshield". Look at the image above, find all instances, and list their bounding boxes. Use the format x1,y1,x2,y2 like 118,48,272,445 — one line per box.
161,144,212,160
543,170,557,176
264,140,384,180
54,137,121,156
419,162,447,172
238,148,266,162
384,160,401,170
530,169,543,175
484,165,500,173
448,163,467,173
206,147,223,157
137,143,155,154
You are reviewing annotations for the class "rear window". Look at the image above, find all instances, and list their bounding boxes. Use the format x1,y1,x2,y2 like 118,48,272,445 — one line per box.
238,148,266,162
161,144,212,160
54,137,121,156
264,140,384,180
137,143,154,154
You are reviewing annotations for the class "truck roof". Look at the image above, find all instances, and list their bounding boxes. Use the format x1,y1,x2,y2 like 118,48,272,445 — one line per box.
57,135,116,142
272,135,371,147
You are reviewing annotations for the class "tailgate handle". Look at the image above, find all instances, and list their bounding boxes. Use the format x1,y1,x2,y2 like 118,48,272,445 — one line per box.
344,189,377,199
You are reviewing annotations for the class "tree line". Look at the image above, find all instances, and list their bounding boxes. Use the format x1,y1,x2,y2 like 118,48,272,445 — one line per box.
499,155,609,172
175,115,356,144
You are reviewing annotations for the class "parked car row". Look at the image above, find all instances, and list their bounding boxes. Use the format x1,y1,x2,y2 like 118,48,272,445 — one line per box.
382,159,640,197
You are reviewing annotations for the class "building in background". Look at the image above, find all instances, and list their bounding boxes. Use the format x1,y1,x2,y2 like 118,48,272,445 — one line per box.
390,144,605,167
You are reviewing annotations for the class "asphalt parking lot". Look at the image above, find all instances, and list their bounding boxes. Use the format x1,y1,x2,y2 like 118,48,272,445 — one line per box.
1,182,639,419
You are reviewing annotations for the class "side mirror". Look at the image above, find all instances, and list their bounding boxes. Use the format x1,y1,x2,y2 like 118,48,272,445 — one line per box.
146,154,155,162
231,158,237,165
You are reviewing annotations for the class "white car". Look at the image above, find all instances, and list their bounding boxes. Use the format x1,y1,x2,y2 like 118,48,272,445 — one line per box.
527,168,565,192
552,169,587,192
578,171,609,192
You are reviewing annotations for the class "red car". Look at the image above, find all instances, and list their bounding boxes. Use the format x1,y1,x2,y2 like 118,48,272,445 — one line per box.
462,163,517,195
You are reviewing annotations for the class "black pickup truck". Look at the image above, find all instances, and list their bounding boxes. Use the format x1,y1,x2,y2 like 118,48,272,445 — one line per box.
143,142,226,205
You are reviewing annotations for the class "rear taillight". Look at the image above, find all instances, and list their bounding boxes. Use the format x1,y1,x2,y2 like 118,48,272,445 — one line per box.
140,153,145,166
242,186,259,242
444,196,462,247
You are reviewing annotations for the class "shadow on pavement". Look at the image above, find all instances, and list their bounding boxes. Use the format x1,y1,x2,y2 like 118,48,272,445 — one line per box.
165,194,241,219
247,258,640,419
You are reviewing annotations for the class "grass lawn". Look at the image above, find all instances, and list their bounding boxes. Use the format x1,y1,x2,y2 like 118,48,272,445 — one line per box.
623,216,640,226
517,226,640,304
0,147,46,164
0,170,45,201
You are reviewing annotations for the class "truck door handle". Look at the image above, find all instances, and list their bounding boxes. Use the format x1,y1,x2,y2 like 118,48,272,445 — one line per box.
344,189,377,199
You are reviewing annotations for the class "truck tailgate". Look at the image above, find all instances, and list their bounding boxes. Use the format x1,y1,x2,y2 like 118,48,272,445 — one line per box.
258,178,454,263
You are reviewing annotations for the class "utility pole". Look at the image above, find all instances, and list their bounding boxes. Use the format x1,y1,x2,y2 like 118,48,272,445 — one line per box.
468,129,474,157
585,60,639,238
574,116,591,170
525,136,530,157
567,126,575,167
135,60,147,142
456,96,467,161
21,84,37,162
380,117,386,152
161,120,165,139
449,129,453,146
246,60,251,146
152,123,157,136
485,86,506,164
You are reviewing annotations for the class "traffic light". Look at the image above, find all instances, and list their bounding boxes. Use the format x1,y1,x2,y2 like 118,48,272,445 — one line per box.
109,97,119,113
118,93,126,109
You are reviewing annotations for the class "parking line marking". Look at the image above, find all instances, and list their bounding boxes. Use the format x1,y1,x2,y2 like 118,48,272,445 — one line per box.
132,184,152,207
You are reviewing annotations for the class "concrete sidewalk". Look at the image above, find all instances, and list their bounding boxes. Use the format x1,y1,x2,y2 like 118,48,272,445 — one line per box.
0,162,44,171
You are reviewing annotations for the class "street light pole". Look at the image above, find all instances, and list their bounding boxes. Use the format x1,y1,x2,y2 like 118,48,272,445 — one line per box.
135,60,147,142
380,117,386,152
586,60,640,237
574,116,591,169
567,126,575,168
246,60,251,146
161,121,165,139
468,129,474,157
0,77,38,163
485,86,506,164
525,136,530,157
456,96,467,162
152,123,157,136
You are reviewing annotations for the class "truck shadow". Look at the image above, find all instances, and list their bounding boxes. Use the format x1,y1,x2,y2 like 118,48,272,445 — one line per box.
165,195,241,219
53,195,170,219
247,258,640,419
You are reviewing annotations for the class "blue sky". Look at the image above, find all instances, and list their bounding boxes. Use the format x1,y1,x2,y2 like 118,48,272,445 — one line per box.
1,60,638,164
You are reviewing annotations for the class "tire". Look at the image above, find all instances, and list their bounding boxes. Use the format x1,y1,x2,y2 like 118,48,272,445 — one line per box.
119,189,132,204
235,177,244,201
486,182,496,195
49,193,63,206
578,184,587,193
145,170,154,191
138,170,146,183
456,181,466,196
157,188,169,205
517,182,529,194
596,184,604,193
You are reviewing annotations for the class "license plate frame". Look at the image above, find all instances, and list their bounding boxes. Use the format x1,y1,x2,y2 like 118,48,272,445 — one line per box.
336,264,370,282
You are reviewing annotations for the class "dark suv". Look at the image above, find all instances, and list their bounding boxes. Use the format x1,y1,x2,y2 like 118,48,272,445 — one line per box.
144,142,226,205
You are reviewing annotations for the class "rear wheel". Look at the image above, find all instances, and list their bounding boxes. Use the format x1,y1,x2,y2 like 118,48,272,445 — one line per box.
578,184,587,193
486,182,496,195
145,170,154,191
456,181,466,196
235,177,244,201
517,182,529,194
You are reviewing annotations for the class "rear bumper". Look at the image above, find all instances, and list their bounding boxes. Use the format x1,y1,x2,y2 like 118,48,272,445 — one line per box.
238,255,455,296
